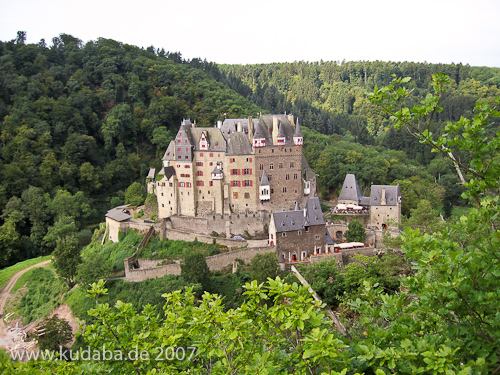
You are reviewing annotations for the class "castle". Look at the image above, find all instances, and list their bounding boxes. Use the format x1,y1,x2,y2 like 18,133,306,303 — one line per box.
148,114,317,220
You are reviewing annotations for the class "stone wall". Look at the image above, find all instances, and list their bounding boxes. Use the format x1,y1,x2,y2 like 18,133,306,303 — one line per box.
124,246,275,282
169,213,269,238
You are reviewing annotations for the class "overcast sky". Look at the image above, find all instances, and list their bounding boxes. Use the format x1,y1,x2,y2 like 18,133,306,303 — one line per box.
1,0,499,67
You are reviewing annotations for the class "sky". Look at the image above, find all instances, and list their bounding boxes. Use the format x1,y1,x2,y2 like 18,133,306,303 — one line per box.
1,0,499,67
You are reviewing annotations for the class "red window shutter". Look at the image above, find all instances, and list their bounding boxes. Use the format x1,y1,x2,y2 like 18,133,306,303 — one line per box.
249,169,252,175
230,159,233,163
237,169,240,175
230,181,233,187
250,180,253,186
238,181,241,187
230,170,233,175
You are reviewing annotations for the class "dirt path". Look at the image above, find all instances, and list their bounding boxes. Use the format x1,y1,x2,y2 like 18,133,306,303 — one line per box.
0,259,52,329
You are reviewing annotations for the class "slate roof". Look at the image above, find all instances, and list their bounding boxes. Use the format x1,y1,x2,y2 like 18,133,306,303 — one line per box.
294,118,303,137
158,166,176,180
227,132,253,155
301,155,315,180
338,174,363,202
259,114,295,145
146,168,155,179
162,141,176,161
273,210,306,232
325,229,335,245
273,197,325,233
190,128,226,151
359,196,371,206
105,205,132,222
260,170,270,186
304,197,325,226
369,184,401,206
220,118,257,141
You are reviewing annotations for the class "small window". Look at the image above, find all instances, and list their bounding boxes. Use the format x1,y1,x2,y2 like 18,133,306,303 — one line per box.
244,193,250,199
233,192,238,199
282,232,286,237
279,163,283,169
269,163,274,170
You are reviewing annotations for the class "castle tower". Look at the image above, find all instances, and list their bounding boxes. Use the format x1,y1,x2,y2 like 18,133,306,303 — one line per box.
259,170,271,201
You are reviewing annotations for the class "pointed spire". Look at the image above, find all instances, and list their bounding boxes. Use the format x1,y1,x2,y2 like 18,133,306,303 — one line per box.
294,201,300,211
278,122,286,137
294,118,303,136
260,170,270,186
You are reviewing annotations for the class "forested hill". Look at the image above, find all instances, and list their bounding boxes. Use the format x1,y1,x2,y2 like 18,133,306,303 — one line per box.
0,33,261,267
210,61,500,154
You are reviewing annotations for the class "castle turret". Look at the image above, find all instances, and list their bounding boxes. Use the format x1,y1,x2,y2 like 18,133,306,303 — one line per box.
293,118,303,146
259,171,270,201
253,123,266,148
277,122,286,146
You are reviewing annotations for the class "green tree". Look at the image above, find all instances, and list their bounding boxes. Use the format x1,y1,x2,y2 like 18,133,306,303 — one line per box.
36,315,73,351
406,199,441,232
249,252,281,284
52,235,81,287
181,251,211,292
344,219,366,242
124,181,146,207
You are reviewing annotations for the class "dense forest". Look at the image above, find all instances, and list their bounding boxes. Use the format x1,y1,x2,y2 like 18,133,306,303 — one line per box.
2,31,500,269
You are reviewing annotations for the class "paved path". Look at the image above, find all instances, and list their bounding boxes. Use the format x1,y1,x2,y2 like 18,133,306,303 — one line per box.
0,259,52,329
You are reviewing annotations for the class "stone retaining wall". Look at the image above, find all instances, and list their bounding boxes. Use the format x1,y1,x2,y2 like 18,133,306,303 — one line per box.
124,246,276,282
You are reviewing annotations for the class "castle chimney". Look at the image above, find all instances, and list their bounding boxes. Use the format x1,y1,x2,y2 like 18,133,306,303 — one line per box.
272,116,279,145
237,121,242,132
381,187,387,205
248,116,253,144
288,114,295,125
217,120,222,129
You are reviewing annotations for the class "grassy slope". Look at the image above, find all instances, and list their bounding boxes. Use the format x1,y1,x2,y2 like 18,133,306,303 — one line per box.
0,255,52,291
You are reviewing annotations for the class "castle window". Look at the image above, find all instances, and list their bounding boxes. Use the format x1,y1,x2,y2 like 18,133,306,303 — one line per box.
169,183,173,187
294,173,298,179
283,187,287,193
178,140,181,143
315,235,320,240
298,231,302,235
208,191,210,194
244,193,250,199
244,180,252,187
210,153,213,157
286,174,290,180
231,169,239,175
259,164,264,170
162,204,164,207
210,162,213,166
247,157,252,162
197,171,203,176
233,192,238,199
196,162,203,166
200,153,204,157
185,156,188,159
282,232,286,237
305,227,309,232
209,181,213,187
279,163,283,169
271,189,274,194
272,149,274,153
178,148,181,151
184,165,190,168
290,162,295,168
161,193,164,196
243,168,252,175
269,163,274,170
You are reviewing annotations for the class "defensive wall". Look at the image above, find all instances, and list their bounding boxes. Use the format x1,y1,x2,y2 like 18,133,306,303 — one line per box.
124,246,275,282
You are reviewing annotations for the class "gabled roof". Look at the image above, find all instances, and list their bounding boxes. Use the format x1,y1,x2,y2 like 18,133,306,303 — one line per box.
273,210,305,233
338,174,363,202
260,170,270,186
369,184,401,206
190,127,226,151
105,205,132,222
227,132,253,155
158,166,176,180
272,197,325,233
253,122,266,139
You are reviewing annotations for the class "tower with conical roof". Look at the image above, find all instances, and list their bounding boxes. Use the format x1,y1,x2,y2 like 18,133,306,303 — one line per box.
259,170,270,201
293,118,303,146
